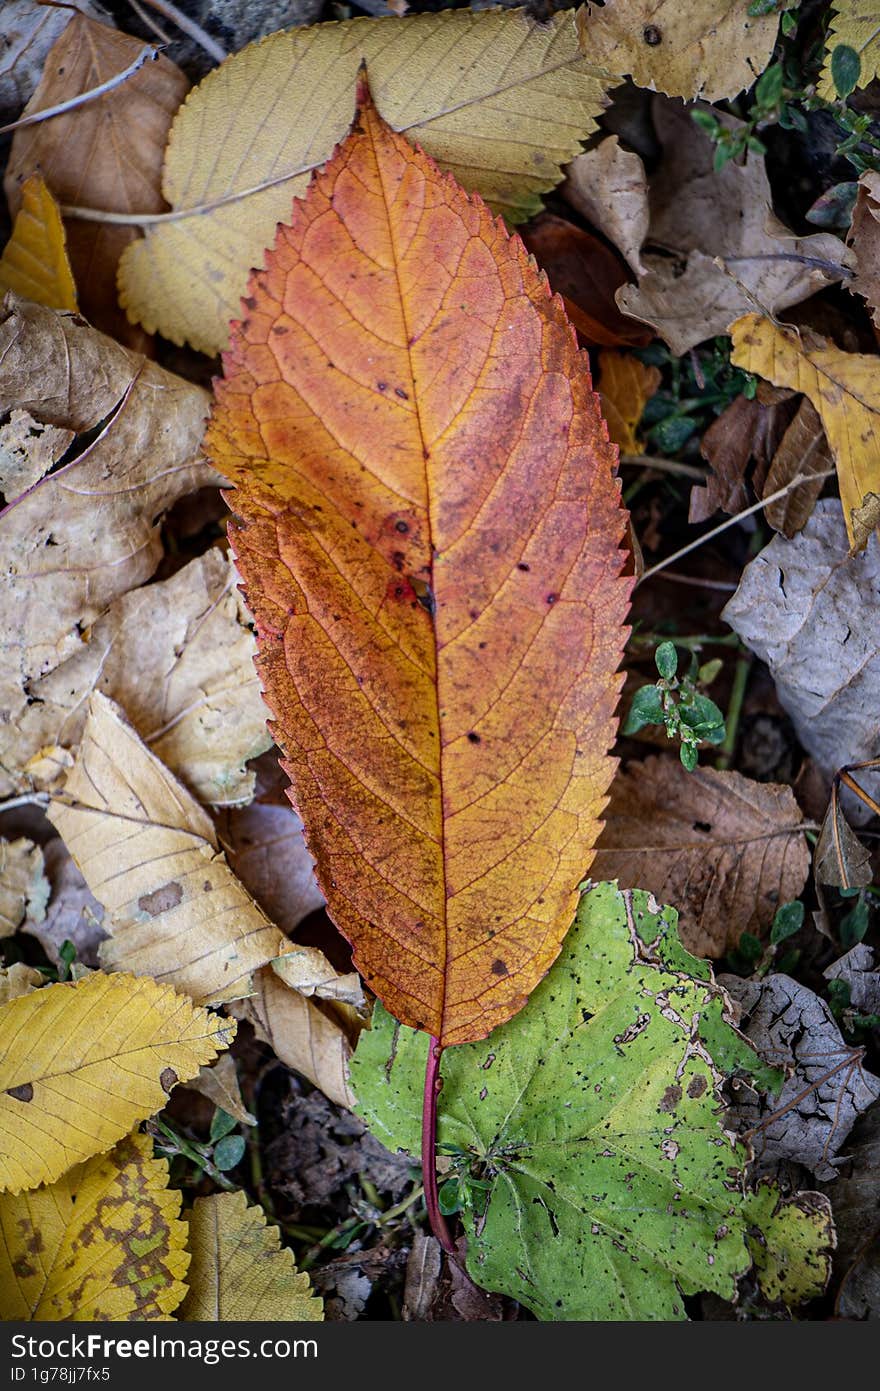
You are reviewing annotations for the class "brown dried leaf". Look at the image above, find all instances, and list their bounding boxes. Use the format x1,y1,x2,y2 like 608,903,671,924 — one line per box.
0,837,48,938
47,694,287,1005
272,947,366,1013
0,297,216,801
0,963,44,1004
762,398,831,538
562,137,649,277
4,15,188,347
850,170,880,330
592,756,810,957
616,100,852,354
19,838,107,969
688,395,760,523
230,968,356,1110
815,798,873,890
184,1054,256,1128
17,547,270,806
0,409,73,499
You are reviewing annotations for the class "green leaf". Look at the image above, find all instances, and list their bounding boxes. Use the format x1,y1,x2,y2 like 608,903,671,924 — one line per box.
213,1134,246,1171
678,692,725,737
352,884,779,1321
691,109,721,135
831,44,861,99
654,641,678,682
755,62,784,109
209,1107,239,1143
623,684,665,734
840,896,870,949
680,742,699,771
770,899,805,945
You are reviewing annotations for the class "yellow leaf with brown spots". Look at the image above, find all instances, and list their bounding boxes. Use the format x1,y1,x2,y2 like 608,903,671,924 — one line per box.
180,1191,322,1321
0,175,77,312
0,971,234,1194
0,1131,188,1320
731,313,880,551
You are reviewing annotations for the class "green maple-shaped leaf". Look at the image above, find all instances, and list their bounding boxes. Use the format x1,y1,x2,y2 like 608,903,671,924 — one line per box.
353,883,792,1320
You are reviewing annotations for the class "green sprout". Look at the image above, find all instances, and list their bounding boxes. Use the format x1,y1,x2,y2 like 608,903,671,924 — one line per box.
624,641,726,771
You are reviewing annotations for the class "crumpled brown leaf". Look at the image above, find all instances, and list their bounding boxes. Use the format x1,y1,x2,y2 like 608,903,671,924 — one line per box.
592,755,810,957
722,500,880,796
4,14,188,347
230,968,357,1110
616,100,853,354
184,1054,256,1128
762,398,831,538
688,386,797,525
562,137,648,277
19,837,106,968
16,546,271,806
0,296,217,801
0,836,48,938
722,972,880,1181
48,693,287,1005
850,169,880,330
578,0,781,102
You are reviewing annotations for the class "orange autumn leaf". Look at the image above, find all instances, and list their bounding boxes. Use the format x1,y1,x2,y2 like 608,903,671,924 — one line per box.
209,85,632,1047
597,350,661,455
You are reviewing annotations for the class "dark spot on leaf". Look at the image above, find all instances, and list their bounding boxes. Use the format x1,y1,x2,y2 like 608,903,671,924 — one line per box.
688,1075,708,1098
160,1068,178,1093
7,1083,33,1103
491,958,508,976
546,593,557,604
467,731,481,744
138,882,183,916
693,820,712,833
643,24,662,43
395,519,409,533
659,1085,682,1112
517,562,530,572
271,324,289,336
395,387,409,400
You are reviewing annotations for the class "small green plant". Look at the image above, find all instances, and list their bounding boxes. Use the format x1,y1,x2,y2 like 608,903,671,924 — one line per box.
624,641,726,770
635,339,757,455
152,1106,246,1191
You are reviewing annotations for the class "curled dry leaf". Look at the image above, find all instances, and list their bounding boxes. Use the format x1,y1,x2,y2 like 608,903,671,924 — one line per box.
0,174,77,311
118,7,610,354
688,388,797,525
849,170,880,330
0,1130,188,1321
0,962,44,1004
184,1053,256,1128
230,967,357,1111
721,972,880,1181
47,694,287,1005
0,971,235,1193
5,15,188,348
818,0,880,99
272,946,366,1012
519,214,651,347
597,349,661,454
210,87,631,1046
815,795,873,889
0,836,48,938
578,0,781,101
722,500,880,792
19,547,271,806
617,101,852,356
562,136,649,278
730,315,879,552
19,837,107,969
179,1191,323,1321
0,296,217,801
762,398,831,539
591,756,810,958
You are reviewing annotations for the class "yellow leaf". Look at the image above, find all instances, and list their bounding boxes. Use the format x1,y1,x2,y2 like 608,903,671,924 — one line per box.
0,971,234,1193
48,694,287,1004
179,1191,323,1321
117,7,610,354
0,175,77,312
0,1131,188,1320
819,1,880,98
597,350,661,455
730,313,880,551
578,0,780,101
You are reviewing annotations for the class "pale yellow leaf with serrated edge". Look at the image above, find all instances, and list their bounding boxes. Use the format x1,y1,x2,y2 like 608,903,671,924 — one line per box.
230,967,357,1110
819,1,880,98
0,837,48,938
47,694,286,1004
578,0,780,101
0,175,77,312
27,548,270,807
0,972,234,1194
0,1131,188,1320
180,1191,323,1321
0,963,44,1005
117,7,610,354
730,313,880,551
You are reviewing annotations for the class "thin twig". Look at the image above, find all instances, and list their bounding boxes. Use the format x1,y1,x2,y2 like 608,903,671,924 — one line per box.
134,0,227,63
652,571,739,592
126,0,173,45
0,792,51,815
0,45,160,136
618,453,708,481
638,468,836,585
